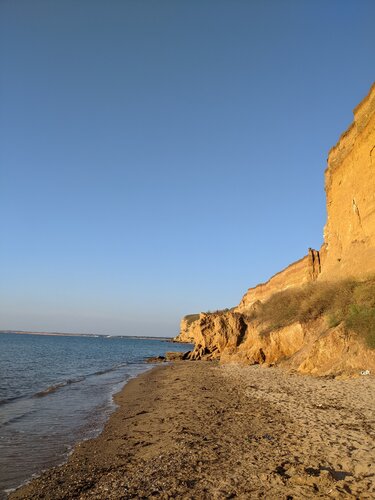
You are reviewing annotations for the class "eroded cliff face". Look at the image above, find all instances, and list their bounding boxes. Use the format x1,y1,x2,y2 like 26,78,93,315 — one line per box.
186,312,248,361
320,83,375,279
184,312,375,376
236,249,321,313
175,315,200,343
237,83,375,311
176,84,375,375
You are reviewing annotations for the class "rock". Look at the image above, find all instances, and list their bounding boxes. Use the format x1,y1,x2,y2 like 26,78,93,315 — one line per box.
145,356,166,363
165,351,191,361
173,315,200,343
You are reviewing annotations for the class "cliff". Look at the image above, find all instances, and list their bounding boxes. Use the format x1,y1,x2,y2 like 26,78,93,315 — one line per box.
236,249,321,312
184,310,375,376
233,82,375,312
176,83,375,376
320,82,375,279
175,314,200,343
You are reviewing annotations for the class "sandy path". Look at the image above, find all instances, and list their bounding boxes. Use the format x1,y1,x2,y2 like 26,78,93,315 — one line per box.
10,362,375,499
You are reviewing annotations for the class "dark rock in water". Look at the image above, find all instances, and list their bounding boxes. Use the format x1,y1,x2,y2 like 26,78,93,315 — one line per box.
165,351,191,361
145,356,166,363
146,351,191,363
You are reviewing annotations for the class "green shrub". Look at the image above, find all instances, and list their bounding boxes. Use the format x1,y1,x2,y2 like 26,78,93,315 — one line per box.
345,305,375,349
352,281,375,308
327,313,341,328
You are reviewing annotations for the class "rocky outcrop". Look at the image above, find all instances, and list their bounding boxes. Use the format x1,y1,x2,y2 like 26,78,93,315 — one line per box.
184,310,309,365
174,315,200,343
185,313,375,376
146,351,192,363
177,83,375,376
186,311,248,360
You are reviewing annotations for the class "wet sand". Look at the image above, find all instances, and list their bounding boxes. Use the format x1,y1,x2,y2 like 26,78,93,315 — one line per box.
10,362,375,499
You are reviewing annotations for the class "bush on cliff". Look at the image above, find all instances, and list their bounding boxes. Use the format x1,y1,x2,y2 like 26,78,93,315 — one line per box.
346,305,375,348
257,277,375,348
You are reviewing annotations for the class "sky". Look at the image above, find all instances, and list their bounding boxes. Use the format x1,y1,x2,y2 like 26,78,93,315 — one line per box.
0,1,374,336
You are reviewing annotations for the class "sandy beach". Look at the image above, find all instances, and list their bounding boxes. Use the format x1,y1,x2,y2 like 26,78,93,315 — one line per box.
10,361,375,499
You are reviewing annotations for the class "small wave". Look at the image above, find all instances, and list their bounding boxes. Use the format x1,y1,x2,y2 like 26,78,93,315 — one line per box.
33,383,65,397
91,366,121,376
30,365,128,399
1,409,36,427
33,377,85,398
2,364,130,405
0,394,26,406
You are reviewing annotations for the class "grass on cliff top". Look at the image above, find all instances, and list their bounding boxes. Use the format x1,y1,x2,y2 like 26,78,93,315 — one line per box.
254,277,375,349
183,314,200,325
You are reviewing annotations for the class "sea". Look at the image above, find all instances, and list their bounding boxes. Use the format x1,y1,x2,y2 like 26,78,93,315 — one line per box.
0,332,191,498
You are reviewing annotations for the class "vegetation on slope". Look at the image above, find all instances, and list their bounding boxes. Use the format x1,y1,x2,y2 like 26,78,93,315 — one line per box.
251,277,375,348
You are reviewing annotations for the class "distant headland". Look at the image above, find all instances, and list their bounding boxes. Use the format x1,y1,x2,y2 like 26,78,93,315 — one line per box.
0,330,172,340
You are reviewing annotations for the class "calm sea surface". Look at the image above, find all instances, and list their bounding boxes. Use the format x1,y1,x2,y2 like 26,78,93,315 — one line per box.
0,333,190,497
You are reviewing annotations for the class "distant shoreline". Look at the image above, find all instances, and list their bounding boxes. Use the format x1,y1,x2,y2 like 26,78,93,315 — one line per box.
0,330,173,341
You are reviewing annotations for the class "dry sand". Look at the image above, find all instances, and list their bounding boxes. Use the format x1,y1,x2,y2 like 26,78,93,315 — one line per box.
10,362,375,499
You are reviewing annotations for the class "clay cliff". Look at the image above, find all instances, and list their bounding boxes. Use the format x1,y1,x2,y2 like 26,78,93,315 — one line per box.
236,248,321,312
182,309,375,376
176,83,375,376
320,84,375,279
177,315,200,343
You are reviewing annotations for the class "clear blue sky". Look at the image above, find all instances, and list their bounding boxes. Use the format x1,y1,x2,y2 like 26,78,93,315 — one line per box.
1,1,374,336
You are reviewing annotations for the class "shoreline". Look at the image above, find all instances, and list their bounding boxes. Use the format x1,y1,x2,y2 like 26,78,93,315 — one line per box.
1,362,158,500
5,364,165,500
10,361,375,499
0,334,192,499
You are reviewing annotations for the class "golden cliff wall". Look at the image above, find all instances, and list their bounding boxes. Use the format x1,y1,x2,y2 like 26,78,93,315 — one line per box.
319,83,375,279
237,83,375,311
236,249,321,312
175,315,200,343
184,311,375,376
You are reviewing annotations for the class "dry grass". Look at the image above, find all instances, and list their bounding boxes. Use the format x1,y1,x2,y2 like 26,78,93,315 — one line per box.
206,308,232,315
256,277,375,348
183,314,200,326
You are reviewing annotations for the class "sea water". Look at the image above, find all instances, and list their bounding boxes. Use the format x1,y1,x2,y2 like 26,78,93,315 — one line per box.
0,333,191,497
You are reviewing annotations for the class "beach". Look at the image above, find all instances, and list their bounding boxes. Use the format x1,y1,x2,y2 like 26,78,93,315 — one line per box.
10,361,375,499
